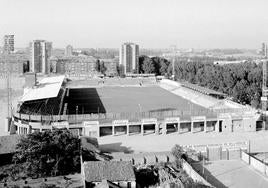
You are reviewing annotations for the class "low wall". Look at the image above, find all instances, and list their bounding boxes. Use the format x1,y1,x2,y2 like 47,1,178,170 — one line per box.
241,151,268,176
183,142,248,161
181,159,213,187
111,152,175,165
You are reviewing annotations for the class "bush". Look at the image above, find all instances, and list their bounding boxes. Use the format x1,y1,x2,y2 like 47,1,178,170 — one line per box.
171,145,187,167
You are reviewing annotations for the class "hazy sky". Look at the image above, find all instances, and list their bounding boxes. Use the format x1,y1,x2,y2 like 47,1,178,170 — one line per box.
1,0,268,49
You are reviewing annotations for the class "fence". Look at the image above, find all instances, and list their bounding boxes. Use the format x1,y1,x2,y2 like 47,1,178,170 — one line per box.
182,142,248,161
13,108,217,124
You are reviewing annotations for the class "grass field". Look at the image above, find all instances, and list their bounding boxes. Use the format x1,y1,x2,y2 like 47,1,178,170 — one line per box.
66,86,210,115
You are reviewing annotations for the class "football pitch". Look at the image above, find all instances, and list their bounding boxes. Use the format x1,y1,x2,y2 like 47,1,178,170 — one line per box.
66,86,210,116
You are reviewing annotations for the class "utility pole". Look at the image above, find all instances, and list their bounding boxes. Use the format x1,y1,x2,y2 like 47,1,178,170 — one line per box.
6,59,11,118
261,43,268,130
170,45,177,80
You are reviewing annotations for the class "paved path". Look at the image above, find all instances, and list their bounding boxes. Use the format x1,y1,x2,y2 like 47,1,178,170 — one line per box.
99,131,268,153
193,160,268,188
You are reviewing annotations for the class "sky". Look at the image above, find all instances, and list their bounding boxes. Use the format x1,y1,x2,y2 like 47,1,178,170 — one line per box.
1,0,268,49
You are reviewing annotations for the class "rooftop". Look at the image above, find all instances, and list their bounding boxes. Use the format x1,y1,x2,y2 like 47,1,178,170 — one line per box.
20,75,65,102
180,81,227,98
83,161,136,182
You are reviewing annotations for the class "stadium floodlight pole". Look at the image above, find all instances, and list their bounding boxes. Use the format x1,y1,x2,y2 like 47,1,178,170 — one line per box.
172,57,175,81
138,104,142,113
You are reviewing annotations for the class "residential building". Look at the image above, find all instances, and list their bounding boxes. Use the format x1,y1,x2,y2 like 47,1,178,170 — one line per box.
99,58,118,76
3,35,14,54
0,54,29,77
65,45,73,56
49,55,98,77
30,40,52,74
119,42,139,74
82,161,136,188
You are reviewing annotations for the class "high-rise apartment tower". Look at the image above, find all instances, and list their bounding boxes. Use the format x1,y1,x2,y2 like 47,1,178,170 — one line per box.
3,35,14,54
65,45,73,56
119,42,139,74
30,40,52,74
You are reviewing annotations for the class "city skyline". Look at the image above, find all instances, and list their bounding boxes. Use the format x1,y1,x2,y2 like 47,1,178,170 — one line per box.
1,0,268,49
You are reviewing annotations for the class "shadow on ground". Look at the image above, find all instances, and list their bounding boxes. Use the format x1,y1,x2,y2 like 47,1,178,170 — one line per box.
192,162,228,188
99,142,133,154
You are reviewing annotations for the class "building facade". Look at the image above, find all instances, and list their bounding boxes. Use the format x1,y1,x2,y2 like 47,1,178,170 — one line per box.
65,45,73,56
30,40,52,74
3,35,15,54
0,54,29,77
49,56,98,77
119,42,139,74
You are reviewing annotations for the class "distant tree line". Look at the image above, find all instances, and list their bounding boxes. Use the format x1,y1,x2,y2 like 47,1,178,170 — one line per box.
172,60,262,108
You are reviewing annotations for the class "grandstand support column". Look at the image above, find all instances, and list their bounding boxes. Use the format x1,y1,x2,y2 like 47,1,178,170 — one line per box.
155,123,159,135
178,123,181,134
191,121,194,133
215,120,219,132
127,125,130,136
97,127,100,138
204,120,207,133
162,123,167,135
112,126,115,136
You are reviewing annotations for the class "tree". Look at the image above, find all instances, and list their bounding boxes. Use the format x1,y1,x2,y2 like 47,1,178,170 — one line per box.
142,58,155,74
159,58,170,76
99,61,107,75
171,145,187,167
116,64,125,77
13,129,81,178
95,60,101,72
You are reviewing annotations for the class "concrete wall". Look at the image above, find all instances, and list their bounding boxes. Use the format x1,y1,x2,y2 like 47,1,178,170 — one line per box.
251,156,265,174
243,118,256,132
241,151,268,176
181,159,213,187
222,118,233,132
232,119,243,132
111,152,175,165
241,151,250,163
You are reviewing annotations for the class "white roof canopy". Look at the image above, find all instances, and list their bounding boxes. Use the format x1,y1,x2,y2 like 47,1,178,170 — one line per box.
20,75,65,102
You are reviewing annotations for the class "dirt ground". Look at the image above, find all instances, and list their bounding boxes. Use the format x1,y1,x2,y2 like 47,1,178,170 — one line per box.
98,131,268,154
192,160,268,188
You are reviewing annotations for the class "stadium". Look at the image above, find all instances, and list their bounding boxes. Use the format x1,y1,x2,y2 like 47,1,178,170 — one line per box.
10,74,261,137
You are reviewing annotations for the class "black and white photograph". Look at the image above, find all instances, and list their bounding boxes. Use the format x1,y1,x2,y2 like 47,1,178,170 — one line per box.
0,0,268,187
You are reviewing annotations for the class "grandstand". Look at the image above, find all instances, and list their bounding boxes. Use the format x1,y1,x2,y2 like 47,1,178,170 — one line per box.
19,88,64,115
11,76,260,137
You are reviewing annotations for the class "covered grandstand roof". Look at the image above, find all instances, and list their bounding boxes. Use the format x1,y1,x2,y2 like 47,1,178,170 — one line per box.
20,75,65,102
181,82,227,98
